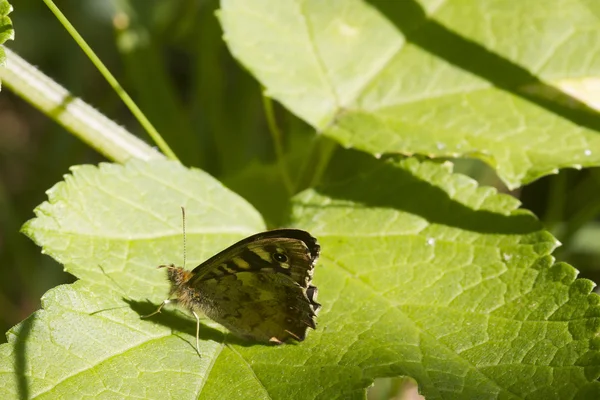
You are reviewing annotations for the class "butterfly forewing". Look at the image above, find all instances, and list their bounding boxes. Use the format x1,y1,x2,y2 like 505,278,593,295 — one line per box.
191,229,319,287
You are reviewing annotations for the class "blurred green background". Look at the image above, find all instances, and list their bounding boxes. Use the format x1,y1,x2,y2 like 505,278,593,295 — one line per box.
1,0,600,364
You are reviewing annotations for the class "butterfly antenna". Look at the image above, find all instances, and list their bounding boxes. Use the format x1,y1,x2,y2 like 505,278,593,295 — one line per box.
181,206,187,269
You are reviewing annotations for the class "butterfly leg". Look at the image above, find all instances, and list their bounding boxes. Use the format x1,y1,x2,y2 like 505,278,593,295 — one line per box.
192,311,201,355
141,299,171,318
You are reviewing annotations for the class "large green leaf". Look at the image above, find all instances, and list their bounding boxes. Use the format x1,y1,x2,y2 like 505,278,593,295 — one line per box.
219,0,600,189
0,159,598,399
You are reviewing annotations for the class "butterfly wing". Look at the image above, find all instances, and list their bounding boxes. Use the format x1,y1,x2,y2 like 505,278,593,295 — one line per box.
180,229,320,342
195,272,319,342
191,229,319,287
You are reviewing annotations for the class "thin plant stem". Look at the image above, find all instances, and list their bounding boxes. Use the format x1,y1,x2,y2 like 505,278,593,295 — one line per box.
262,95,294,195
543,172,567,233
42,0,179,161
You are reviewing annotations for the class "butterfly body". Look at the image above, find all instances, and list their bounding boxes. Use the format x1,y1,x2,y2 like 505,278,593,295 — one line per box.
161,229,320,345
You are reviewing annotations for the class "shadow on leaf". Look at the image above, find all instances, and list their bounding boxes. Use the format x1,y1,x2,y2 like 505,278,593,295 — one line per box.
366,0,600,132
318,150,545,235
123,298,225,343
121,298,263,348
13,314,34,400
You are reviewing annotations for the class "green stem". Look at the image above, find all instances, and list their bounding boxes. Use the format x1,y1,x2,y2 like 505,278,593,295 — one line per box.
297,135,337,190
263,95,294,195
42,0,178,161
309,136,337,188
1,49,163,163
543,172,567,233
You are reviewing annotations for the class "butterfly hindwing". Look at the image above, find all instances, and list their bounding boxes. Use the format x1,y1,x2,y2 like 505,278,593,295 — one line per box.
195,272,319,342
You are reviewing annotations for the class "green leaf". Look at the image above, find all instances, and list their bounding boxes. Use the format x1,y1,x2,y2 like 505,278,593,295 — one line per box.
1,160,266,399
23,160,265,298
1,158,599,399
292,153,600,399
0,0,14,82
219,0,600,189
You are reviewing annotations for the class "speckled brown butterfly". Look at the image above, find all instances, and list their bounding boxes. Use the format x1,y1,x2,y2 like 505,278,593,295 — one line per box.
143,212,320,354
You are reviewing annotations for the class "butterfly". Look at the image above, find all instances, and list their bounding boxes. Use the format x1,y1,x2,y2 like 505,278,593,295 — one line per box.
144,228,321,353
